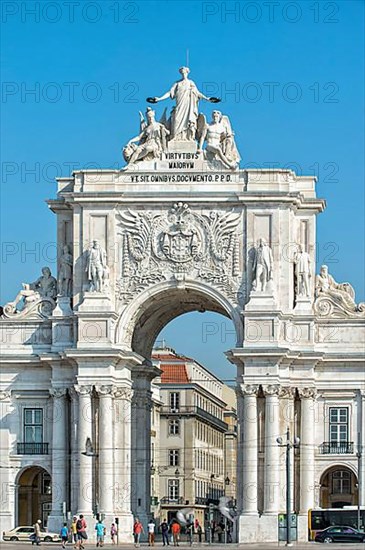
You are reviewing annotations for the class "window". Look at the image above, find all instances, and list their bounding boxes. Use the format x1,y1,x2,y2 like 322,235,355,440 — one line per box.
332,470,351,494
329,408,348,445
168,479,179,501
169,449,179,466
170,392,180,412
169,419,180,435
24,408,43,443
42,473,52,494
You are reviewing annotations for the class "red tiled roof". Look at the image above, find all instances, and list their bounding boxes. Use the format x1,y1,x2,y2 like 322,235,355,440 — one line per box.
159,363,190,384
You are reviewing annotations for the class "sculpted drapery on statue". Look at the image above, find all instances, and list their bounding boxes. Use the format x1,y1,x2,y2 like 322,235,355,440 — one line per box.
252,238,274,292
2,266,57,318
197,110,240,169
314,264,365,317
85,240,108,292
123,107,169,164
147,66,219,141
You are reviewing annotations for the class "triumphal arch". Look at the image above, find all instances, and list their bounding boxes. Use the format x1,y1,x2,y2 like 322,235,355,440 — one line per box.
1,68,364,543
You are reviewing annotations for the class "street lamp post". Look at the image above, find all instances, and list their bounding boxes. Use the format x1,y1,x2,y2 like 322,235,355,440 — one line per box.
277,428,300,547
357,431,362,531
224,476,230,545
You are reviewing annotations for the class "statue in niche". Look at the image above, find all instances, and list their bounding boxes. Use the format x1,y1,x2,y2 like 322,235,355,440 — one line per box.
5,267,57,314
294,244,311,297
252,238,273,292
85,240,107,292
58,244,73,297
146,66,220,141
123,107,169,164
315,264,364,314
197,110,240,169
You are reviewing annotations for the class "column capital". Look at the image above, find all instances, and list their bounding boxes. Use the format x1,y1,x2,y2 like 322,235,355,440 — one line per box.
95,384,114,397
298,387,317,399
239,384,259,396
49,387,68,398
113,387,133,401
278,386,295,398
262,384,280,397
132,388,152,410
74,384,93,395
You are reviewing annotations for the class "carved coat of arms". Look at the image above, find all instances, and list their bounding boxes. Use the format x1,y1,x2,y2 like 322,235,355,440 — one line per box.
116,203,243,303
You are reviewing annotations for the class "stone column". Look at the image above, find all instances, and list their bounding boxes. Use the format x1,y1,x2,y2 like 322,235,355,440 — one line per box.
74,385,94,516
239,384,259,514
114,386,134,542
95,385,114,521
131,365,160,535
279,386,295,512
0,391,13,532
47,387,68,533
299,388,317,514
360,391,365,507
263,385,280,514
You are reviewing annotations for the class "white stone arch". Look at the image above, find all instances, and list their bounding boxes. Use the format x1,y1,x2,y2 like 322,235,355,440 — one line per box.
15,464,52,527
115,279,243,359
318,462,358,508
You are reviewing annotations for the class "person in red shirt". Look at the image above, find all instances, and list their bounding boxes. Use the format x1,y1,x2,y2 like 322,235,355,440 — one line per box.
171,521,181,547
133,518,144,547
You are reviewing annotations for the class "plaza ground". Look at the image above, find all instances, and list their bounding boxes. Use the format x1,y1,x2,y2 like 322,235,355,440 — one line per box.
2,543,365,549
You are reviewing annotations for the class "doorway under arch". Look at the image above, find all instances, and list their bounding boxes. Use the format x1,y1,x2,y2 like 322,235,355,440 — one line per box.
319,465,358,508
17,466,52,527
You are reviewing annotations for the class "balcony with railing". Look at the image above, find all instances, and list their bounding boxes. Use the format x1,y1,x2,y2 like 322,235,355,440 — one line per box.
318,441,354,455
160,406,228,431
160,496,185,505
17,442,49,455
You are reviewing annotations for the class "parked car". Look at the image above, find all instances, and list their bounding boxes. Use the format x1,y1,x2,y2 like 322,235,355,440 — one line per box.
2,526,61,542
315,525,365,543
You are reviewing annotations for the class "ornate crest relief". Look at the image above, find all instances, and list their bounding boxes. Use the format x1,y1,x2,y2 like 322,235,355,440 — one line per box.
116,203,243,304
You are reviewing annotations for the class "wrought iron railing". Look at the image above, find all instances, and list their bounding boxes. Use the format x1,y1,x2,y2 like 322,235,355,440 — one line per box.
319,441,354,454
160,406,227,431
17,442,49,455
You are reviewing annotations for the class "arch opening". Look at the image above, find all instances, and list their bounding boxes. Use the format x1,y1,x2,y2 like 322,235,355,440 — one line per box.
17,466,52,528
319,465,358,509
119,283,241,361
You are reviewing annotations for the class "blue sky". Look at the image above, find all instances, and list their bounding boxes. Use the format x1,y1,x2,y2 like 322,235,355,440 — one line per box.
1,0,364,378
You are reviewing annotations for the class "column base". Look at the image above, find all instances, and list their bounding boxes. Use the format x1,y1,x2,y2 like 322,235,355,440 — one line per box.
47,513,65,534
238,513,277,543
113,512,134,543
297,513,309,542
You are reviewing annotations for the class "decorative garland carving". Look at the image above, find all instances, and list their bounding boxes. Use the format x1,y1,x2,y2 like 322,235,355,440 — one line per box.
116,203,243,304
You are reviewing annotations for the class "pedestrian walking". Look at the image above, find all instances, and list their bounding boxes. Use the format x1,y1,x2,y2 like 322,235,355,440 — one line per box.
60,523,69,549
133,518,144,547
161,519,169,546
196,522,202,544
171,521,180,547
76,515,88,549
71,517,78,548
95,518,106,547
110,523,117,544
32,520,41,546
147,518,155,546
186,522,193,546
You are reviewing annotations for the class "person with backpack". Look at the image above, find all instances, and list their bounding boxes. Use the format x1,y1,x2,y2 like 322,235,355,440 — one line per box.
60,523,69,549
160,519,169,546
76,515,87,549
133,518,144,547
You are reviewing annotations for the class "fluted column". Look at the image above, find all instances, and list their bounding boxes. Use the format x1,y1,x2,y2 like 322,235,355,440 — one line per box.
239,384,259,514
95,385,115,517
360,391,365,506
131,365,160,534
47,387,68,532
74,385,93,515
114,387,133,514
279,386,295,511
299,388,317,513
263,385,280,514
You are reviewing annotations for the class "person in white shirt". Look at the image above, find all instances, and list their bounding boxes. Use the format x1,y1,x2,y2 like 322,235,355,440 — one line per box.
147,520,155,547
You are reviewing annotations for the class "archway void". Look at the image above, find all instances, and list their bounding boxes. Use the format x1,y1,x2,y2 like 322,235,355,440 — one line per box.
127,285,241,361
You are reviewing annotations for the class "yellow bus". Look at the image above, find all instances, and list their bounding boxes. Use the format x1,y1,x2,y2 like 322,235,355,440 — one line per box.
308,508,365,540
